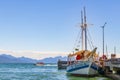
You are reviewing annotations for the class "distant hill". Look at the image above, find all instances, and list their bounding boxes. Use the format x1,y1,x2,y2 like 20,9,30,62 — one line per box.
0,54,67,63
39,56,67,63
0,54,37,63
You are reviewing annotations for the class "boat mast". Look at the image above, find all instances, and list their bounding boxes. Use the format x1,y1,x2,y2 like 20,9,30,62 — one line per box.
81,11,84,50
114,46,116,54
84,7,87,50
106,45,108,58
80,7,87,50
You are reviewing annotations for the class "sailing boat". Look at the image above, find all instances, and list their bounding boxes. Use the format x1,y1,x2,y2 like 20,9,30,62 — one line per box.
66,7,99,76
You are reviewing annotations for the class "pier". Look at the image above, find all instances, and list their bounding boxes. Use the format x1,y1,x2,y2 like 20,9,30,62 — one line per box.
104,54,120,74
105,74,120,80
57,60,67,69
104,56,120,80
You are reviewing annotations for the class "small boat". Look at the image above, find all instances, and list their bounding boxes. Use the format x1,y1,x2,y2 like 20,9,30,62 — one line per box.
66,7,99,76
35,62,44,66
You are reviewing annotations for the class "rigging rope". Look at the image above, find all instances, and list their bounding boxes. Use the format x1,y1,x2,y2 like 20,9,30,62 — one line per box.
71,26,95,52
87,28,94,49
72,29,81,51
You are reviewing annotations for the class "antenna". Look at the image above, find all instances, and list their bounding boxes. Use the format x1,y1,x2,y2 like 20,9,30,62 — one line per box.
101,22,107,59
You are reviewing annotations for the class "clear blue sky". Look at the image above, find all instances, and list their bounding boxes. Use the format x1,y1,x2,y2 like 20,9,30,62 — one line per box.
0,0,119,59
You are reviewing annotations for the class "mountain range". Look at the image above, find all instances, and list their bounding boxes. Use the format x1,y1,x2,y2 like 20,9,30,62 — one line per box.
0,54,67,63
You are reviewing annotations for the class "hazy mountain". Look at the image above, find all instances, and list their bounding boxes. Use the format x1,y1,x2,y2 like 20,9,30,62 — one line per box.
0,54,67,63
0,54,37,63
39,56,67,63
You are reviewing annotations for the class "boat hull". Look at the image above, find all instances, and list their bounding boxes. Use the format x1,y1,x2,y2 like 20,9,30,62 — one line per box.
35,64,44,66
67,61,98,76
35,62,44,66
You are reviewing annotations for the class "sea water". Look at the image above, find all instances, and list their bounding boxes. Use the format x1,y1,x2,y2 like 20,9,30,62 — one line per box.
0,63,111,80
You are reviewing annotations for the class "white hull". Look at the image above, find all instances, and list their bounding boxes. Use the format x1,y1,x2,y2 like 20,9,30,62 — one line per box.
35,63,44,66
67,61,98,76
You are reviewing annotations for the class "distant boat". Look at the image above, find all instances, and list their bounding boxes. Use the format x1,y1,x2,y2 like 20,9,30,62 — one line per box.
35,62,44,66
66,7,99,76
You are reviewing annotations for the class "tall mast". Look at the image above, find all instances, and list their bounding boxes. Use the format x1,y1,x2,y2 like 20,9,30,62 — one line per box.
81,11,84,50
80,7,88,50
106,45,108,58
84,7,87,50
114,46,116,54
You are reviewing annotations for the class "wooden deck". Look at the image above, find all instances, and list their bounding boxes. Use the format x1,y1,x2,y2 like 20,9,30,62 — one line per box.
105,73,120,80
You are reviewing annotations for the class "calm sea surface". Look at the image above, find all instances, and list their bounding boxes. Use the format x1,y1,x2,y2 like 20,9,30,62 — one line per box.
0,63,111,80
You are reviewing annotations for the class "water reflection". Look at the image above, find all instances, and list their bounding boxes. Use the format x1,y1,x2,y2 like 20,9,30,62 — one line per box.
66,74,111,80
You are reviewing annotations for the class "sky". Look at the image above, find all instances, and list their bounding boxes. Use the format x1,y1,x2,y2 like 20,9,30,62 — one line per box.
0,0,120,59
